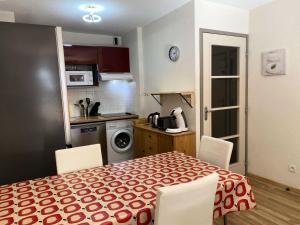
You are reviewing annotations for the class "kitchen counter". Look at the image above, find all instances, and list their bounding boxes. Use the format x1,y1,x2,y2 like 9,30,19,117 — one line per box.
70,114,139,125
133,122,196,157
133,123,195,137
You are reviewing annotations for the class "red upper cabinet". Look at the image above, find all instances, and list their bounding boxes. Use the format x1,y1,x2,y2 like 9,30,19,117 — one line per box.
64,45,98,65
98,47,130,73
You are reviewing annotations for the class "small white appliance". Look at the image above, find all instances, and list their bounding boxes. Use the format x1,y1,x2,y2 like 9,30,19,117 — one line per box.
66,71,93,86
166,107,189,133
106,120,134,163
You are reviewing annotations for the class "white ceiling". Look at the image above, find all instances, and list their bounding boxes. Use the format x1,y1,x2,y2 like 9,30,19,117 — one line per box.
208,0,273,10
0,0,191,35
0,0,273,35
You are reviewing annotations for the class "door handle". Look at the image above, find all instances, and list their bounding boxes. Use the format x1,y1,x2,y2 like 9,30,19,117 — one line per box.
204,107,210,121
81,127,97,133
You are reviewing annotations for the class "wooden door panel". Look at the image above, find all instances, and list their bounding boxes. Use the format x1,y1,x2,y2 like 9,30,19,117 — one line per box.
145,141,158,156
64,46,98,65
158,135,174,154
98,47,130,72
174,134,196,157
133,128,145,158
144,131,158,145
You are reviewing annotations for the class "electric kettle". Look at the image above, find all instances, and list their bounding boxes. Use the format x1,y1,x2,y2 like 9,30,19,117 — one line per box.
147,112,160,128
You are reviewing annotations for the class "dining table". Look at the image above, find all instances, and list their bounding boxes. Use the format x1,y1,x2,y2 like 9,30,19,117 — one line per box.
0,151,256,225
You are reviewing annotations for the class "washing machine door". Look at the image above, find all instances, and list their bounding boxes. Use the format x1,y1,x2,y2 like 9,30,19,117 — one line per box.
111,129,133,153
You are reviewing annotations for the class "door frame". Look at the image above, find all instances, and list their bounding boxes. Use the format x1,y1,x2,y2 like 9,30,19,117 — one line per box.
199,29,249,173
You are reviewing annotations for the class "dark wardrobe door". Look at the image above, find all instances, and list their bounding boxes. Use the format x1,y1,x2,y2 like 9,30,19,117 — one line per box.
0,22,66,185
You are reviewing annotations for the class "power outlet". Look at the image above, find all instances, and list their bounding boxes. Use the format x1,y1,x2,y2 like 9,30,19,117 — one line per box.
288,164,296,173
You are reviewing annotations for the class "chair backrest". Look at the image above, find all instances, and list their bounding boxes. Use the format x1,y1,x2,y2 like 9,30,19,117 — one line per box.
154,173,219,225
55,144,103,174
199,136,233,170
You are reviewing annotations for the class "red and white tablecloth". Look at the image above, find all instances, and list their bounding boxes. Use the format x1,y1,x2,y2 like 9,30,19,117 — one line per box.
0,152,256,225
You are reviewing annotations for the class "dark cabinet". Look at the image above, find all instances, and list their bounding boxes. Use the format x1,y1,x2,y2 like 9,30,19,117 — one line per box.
63,45,130,73
64,45,98,65
98,47,130,73
0,23,66,184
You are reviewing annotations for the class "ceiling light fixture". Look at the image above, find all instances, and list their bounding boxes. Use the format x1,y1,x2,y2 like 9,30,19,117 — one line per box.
79,4,104,12
83,13,102,23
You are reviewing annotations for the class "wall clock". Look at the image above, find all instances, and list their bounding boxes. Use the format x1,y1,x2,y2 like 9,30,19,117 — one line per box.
169,46,180,62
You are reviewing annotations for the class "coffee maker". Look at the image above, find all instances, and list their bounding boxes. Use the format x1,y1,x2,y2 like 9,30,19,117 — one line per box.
166,107,188,133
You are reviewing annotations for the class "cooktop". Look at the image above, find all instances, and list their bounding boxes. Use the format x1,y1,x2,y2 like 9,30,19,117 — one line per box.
99,112,134,118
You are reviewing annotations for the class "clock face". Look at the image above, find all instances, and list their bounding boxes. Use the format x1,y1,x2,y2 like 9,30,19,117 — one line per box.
169,46,180,62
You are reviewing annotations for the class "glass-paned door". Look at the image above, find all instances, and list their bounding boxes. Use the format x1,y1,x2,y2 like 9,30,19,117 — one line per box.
202,33,247,174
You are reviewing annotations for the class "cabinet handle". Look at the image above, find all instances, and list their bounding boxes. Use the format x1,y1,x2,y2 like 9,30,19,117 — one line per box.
148,135,151,138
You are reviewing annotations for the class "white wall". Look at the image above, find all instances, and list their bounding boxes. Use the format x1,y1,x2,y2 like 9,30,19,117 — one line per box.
194,0,249,152
141,1,196,128
0,11,15,22
248,0,300,189
143,1,195,93
122,27,144,115
62,31,121,46
195,0,249,34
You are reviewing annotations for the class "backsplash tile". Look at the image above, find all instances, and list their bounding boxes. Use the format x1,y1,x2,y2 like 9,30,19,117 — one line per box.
68,80,137,117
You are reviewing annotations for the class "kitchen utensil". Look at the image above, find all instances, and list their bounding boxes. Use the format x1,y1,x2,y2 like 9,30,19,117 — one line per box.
85,98,91,116
78,99,87,117
86,98,90,106
89,102,101,116
79,99,84,109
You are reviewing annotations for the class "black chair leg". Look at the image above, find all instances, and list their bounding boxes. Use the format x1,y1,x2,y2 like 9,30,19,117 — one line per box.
224,215,228,225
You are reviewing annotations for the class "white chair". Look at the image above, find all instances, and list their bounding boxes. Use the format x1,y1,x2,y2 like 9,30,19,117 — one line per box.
154,173,219,225
55,144,103,174
198,136,233,170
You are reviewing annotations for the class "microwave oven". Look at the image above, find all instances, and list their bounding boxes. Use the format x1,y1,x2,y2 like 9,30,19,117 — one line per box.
65,71,94,86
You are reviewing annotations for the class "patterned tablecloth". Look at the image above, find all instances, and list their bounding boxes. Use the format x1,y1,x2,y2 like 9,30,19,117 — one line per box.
0,152,256,225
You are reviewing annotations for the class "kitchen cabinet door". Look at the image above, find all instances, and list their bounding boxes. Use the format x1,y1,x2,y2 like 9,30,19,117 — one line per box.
133,128,145,158
98,47,130,73
0,23,66,184
174,135,196,157
64,45,98,65
158,135,174,154
133,124,196,159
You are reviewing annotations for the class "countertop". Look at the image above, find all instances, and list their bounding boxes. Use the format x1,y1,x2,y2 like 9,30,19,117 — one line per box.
133,123,195,136
70,114,139,125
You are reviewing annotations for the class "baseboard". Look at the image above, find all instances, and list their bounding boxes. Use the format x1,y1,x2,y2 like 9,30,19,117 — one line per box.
247,173,300,194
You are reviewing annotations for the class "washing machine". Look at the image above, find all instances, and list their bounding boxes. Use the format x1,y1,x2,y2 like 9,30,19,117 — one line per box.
106,120,134,164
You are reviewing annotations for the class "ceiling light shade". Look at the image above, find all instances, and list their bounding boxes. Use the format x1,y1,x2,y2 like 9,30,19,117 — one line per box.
83,13,102,23
79,4,104,12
